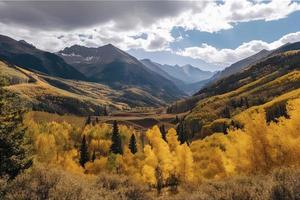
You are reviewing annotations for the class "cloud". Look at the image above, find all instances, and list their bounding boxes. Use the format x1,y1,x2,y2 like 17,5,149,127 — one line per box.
0,0,299,53
0,1,197,31
177,31,300,66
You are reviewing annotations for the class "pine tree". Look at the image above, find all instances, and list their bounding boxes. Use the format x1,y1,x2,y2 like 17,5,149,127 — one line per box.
0,79,32,179
92,150,96,162
129,134,138,154
104,106,108,116
110,121,123,154
85,116,91,125
79,135,89,167
159,125,167,141
222,106,231,118
245,97,250,108
177,121,188,144
175,115,179,124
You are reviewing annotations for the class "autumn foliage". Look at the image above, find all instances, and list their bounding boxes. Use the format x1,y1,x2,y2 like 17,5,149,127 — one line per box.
18,97,300,193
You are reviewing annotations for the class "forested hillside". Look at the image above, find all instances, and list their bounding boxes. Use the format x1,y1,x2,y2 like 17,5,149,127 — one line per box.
1,73,300,199
167,45,300,140
0,60,177,115
1,35,300,199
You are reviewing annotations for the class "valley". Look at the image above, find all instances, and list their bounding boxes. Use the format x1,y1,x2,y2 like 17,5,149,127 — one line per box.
1,32,300,199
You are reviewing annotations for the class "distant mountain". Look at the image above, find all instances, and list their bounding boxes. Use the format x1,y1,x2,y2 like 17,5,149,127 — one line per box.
58,44,185,102
140,59,211,95
159,64,213,84
140,59,185,85
0,35,85,80
210,49,271,83
207,42,300,86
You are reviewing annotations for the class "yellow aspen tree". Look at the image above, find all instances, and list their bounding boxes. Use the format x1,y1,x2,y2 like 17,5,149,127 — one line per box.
141,145,157,185
166,128,180,152
175,143,194,182
146,126,174,180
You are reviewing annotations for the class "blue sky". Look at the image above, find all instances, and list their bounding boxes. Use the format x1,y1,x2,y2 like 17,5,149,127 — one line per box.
130,10,300,71
171,11,300,49
171,11,300,50
1,1,300,71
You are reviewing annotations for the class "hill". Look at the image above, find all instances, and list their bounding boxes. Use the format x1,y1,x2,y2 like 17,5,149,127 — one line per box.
210,49,271,83
58,45,185,102
167,45,300,140
0,35,85,80
0,60,180,115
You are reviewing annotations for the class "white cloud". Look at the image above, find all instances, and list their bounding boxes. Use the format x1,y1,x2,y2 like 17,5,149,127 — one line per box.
177,31,300,66
166,0,300,33
0,0,299,53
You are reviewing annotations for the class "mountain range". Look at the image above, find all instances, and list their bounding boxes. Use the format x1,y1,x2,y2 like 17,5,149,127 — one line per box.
0,35,85,80
2,33,299,122
0,34,195,115
167,41,300,140
140,59,213,94
57,44,185,101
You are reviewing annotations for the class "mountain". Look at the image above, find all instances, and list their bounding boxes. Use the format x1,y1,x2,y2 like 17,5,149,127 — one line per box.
0,59,180,115
58,44,185,102
140,59,211,95
167,41,300,140
140,59,182,83
271,41,300,55
159,64,213,84
210,49,271,83
0,35,85,80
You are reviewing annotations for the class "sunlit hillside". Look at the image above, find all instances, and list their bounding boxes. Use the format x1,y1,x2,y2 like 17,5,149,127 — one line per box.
2,1,300,199
167,49,300,140
0,60,176,115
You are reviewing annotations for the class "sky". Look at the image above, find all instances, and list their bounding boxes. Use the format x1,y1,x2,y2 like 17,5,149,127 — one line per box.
0,0,300,71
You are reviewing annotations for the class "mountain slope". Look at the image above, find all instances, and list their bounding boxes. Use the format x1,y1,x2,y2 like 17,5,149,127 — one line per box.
210,49,271,83
0,60,176,115
140,59,183,84
58,45,185,101
167,43,300,140
0,35,85,80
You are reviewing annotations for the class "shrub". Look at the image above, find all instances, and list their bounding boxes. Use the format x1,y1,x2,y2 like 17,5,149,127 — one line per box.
3,165,151,200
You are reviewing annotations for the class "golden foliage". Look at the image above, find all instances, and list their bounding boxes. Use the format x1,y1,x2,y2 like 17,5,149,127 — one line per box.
24,97,300,189
191,98,300,181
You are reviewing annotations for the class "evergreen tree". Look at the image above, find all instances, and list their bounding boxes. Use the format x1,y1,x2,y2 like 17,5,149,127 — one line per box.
110,121,123,154
176,121,188,144
104,106,108,116
175,115,179,124
0,78,32,179
240,97,244,107
245,97,250,108
222,106,231,118
129,134,138,154
79,135,89,167
92,150,96,162
159,125,167,141
85,116,91,125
